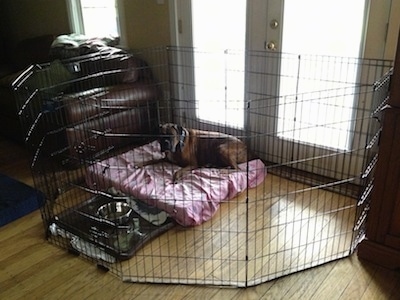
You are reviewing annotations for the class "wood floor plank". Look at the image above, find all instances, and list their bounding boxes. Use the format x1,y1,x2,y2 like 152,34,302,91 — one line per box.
1,242,57,283
261,270,312,299
1,224,47,262
277,260,337,299
1,252,81,299
39,261,112,300
338,255,378,300
0,211,43,243
64,268,124,299
148,284,216,300
210,287,244,300
360,263,400,300
86,280,150,300
309,258,361,300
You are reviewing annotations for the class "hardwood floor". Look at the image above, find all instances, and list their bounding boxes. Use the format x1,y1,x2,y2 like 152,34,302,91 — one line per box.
114,174,356,286
1,137,400,299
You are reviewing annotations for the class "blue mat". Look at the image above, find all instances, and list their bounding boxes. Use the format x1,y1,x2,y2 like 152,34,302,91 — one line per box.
0,174,44,227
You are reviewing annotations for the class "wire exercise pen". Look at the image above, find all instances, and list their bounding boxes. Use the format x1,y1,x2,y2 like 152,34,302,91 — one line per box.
14,47,392,287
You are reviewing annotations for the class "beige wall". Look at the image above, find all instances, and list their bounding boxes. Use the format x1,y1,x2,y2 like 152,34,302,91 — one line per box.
122,0,170,49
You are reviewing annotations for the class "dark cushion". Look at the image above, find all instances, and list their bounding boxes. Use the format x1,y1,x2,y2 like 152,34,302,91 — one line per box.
66,106,158,158
63,82,160,124
0,174,44,226
25,60,75,94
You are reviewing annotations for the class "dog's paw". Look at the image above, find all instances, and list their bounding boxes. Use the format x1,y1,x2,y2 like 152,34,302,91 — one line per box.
134,163,143,169
172,170,185,183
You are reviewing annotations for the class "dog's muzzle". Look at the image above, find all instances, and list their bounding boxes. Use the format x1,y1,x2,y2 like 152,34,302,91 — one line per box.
160,137,174,152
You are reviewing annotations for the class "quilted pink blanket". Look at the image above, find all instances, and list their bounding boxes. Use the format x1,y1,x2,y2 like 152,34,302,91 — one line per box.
86,141,266,226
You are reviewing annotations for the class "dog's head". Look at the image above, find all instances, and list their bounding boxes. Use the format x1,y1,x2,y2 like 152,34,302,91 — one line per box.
158,123,186,153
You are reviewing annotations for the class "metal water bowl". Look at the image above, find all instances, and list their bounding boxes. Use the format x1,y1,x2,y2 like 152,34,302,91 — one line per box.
97,201,133,226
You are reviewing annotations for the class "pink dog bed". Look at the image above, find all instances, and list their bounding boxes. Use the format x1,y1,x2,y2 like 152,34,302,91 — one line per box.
86,141,266,226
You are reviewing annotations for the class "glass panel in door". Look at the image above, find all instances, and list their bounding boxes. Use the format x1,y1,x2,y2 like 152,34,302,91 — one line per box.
191,0,247,128
277,0,368,150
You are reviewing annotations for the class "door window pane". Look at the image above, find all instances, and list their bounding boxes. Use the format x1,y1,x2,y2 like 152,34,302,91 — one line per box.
278,0,367,149
191,0,246,128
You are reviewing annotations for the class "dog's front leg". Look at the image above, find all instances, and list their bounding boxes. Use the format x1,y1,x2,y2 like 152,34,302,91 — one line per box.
173,165,196,183
135,157,166,169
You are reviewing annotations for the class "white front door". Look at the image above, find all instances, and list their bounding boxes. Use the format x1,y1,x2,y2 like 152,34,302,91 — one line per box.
170,0,388,179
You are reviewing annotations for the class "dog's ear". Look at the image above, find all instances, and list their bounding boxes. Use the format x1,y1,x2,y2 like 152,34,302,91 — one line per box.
159,123,168,134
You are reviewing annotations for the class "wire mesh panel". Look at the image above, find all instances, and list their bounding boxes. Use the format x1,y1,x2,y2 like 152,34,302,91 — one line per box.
15,47,392,286
14,48,170,272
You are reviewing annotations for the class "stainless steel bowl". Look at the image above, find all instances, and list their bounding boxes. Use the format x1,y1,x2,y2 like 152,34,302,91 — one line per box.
97,201,133,225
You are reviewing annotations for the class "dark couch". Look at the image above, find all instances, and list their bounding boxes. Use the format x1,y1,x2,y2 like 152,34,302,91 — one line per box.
1,34,161,151
61,53,161,160
14,48,161,163
0,35,55,142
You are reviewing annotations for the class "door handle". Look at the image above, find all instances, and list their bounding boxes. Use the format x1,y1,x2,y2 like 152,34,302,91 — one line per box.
270,19,279,29
266,41,277,51
266,18,279,51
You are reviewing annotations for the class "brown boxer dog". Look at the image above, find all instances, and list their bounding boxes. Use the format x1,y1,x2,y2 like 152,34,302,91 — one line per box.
138,123,249,182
